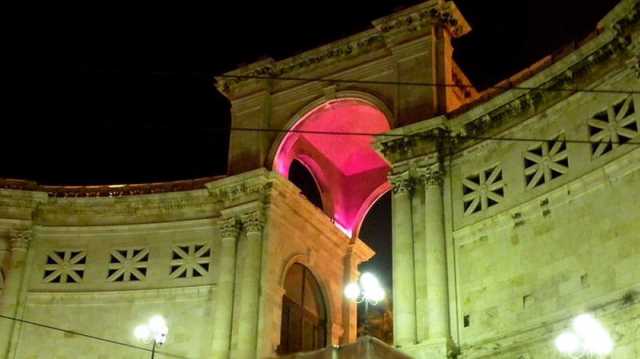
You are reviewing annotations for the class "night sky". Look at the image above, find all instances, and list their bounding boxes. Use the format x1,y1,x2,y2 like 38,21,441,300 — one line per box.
4,0,620,289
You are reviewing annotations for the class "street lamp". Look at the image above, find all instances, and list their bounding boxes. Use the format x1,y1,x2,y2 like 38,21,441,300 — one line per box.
134,315,169,359
554,313,614,358
344,272,385,336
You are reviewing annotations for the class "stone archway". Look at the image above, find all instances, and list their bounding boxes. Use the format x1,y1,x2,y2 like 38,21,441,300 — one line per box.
272,97,392,238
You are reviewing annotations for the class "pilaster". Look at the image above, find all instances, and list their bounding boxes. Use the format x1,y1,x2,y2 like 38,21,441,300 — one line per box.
0,228,31,359
211,217,241,359
389,171,417,348
234,208,265,359
416,164,451,345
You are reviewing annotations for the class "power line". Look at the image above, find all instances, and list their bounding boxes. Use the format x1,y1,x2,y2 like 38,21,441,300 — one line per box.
217,74,640,95
0,314,193,359
224,127,640,146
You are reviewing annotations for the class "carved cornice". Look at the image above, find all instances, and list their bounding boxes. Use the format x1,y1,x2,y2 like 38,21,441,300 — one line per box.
216,1,472,96
450,7,638,147
240,209,265,234
377,126,447,164
378,9,639,166
215,31,386,95
372,1,470,42
9,228,31,251
208,174,273,204
40,193,216,217
218,217,240,239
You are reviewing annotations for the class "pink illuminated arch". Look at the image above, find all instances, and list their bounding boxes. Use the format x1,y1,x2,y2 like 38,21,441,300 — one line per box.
272,96,392,238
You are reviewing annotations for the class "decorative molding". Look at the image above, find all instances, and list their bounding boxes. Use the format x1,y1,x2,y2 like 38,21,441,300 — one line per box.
389,171,414,194
377,8,638,166
462,165,504,216
218,217,240,239
372,0,470,40
39,193,216,218
107,248,149,282
588,96,638,159
9,228,31,251
169,243,212,279
417,165,444,187
240,209,265,233
208,175,273,204
524,134,569,189
26,285,215,305
43,250,87,284
450,10,638,148
215,31,386,95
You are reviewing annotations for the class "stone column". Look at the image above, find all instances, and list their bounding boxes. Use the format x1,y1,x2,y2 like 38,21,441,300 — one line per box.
211,217,240,359
419,165,450,341
389,172,417,347
235,209,265,359
0,229,31,358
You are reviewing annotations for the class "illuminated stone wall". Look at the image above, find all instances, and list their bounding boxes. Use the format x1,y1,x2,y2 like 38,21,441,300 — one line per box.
377,0,640,357
0,171,372,359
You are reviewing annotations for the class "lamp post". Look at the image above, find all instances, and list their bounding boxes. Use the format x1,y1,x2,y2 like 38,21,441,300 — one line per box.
344,272,385,336
134,315,169,359
554,313,614,358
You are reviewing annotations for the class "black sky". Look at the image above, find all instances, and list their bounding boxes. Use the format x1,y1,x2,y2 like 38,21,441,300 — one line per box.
5,0,620,290
5,0,619,185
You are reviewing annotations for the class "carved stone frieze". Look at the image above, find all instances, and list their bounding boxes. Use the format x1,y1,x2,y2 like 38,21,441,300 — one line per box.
41,194,216,217
209,179,273,204
373,1,469,40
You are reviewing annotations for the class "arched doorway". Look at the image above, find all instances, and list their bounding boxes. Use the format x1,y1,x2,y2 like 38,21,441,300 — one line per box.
279,263,327,354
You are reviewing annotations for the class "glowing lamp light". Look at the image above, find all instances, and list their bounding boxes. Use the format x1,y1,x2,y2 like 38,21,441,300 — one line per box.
344,272,385,304
134,325,151,342
554,313,613,357
344,283,361,300
367,285,385,302
360,273,379,291
344,272,385,337
134,315,169,358
555,332,579,354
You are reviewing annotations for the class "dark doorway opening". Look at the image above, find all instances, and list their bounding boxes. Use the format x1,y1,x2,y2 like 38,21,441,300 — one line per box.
279,263,327,354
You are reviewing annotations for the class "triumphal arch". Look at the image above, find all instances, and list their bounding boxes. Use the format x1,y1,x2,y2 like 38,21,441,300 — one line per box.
1,0,639,358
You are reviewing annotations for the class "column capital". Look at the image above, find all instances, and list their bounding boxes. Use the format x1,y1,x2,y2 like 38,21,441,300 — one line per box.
240,209,265,234
8,229,31,251
417,165,444,187
389,172,414,194
218,217,240,240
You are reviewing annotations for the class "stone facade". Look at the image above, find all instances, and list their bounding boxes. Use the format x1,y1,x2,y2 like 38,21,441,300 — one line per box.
0,172,372,358
377,0,640,357
1,0,639,358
